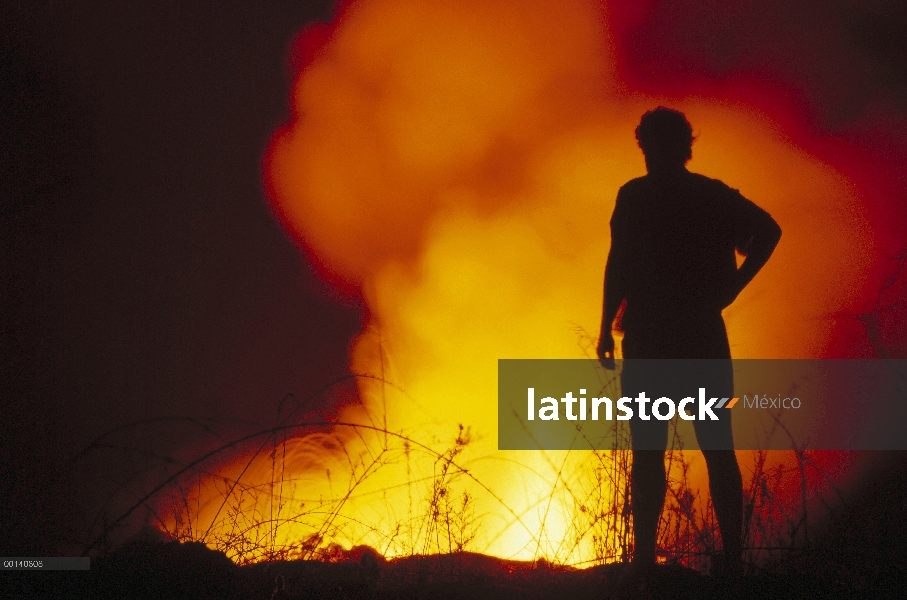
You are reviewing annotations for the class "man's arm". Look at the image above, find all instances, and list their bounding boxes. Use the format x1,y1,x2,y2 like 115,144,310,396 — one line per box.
722,202,782,308
597,249,625,369
598,193,627,369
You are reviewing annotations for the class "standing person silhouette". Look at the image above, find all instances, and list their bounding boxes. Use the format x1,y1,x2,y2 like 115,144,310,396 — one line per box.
597,108,781,576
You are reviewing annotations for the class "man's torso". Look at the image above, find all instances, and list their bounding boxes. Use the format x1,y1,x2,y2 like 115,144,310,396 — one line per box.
610,171,756,358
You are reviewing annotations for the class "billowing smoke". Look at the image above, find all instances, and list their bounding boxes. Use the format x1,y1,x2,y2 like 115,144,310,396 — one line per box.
177,0,898,562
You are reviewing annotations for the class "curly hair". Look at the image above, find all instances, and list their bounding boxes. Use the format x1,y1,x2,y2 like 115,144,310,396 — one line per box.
635,107,696,162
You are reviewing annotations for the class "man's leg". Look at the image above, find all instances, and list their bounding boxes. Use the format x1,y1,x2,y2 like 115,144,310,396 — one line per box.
692,321,743,573
701,448,743,572
623,361,670,565
693,356,743,573
620,335,670,566
629,448,667,565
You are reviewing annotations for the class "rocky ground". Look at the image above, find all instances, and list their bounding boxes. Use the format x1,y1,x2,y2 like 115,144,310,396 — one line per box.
2,538,900,600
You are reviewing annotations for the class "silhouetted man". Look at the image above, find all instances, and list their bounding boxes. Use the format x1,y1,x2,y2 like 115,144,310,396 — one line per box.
597,108,781,576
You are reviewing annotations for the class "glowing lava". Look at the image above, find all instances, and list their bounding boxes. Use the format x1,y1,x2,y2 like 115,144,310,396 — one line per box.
175,0,880,564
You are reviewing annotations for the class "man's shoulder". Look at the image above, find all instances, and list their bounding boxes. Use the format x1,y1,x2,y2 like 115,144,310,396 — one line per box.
617,176,649,197
688,172,744,198
617,172,748,203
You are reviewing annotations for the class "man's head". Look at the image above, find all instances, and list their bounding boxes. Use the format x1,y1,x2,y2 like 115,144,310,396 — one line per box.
635,107,695,172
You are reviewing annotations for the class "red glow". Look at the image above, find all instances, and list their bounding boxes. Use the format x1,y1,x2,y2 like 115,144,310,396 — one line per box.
237,0,903,563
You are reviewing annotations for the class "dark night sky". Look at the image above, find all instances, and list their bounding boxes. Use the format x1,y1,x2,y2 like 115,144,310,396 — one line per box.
2,0,906,554
2,0,363,553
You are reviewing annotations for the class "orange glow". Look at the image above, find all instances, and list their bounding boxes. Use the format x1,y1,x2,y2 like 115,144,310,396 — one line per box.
177,0,878,564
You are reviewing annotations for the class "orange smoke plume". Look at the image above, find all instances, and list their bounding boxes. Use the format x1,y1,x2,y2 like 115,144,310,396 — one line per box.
179,0,881,564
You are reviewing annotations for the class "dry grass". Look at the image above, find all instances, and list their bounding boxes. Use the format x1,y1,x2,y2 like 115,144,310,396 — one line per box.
72,368,847,582
71,248,907,574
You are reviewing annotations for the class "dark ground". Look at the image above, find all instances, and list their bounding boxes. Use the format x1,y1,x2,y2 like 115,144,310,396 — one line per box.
0,541,899,600
4,453,907,600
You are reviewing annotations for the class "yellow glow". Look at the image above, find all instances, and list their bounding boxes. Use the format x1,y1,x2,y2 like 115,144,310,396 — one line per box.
175,0,873,564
